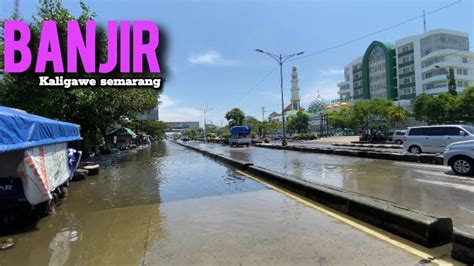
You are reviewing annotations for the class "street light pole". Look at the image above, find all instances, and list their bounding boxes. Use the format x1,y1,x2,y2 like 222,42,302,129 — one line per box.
197,106,212,143
255,49,304,146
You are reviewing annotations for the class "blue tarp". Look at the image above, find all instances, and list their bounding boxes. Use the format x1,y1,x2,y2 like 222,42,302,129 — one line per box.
0,106,81,153
230,126,251,137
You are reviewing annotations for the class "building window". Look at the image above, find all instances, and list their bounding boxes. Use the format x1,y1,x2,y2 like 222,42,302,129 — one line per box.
464,81,469,87
463,57,468,63
463,69,468,75
457,69,462,75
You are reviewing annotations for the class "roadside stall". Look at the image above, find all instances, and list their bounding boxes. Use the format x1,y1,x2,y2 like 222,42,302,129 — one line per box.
106,127,138,150
0,106,82,221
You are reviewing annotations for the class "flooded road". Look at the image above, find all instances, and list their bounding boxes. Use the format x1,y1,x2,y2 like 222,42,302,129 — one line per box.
0,142,426,265
192,142,474,231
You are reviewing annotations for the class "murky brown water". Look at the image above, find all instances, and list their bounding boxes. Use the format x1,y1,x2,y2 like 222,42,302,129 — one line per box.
0,142,425,265
193,142,474,231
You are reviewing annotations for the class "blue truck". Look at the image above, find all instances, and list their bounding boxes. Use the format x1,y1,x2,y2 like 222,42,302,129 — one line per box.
229,126,252,147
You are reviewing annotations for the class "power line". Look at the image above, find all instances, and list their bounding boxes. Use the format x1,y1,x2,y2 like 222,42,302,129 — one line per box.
223,66,277,110
303,46,474,101
293,0,462,61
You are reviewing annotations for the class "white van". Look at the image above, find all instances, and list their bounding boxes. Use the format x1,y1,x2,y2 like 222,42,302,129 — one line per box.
403,125,474,154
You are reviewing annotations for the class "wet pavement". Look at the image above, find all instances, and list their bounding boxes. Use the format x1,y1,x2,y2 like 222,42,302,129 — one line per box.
191,142,474,231
0,142,431,265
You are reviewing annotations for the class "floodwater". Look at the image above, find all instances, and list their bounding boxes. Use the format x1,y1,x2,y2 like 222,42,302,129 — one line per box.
0,142,424,265
193,142,474,231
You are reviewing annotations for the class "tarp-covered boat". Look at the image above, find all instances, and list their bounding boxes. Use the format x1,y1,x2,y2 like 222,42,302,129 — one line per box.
0,106,82,220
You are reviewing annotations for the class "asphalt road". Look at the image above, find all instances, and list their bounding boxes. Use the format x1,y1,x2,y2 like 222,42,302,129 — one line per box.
191,142,474,231
2,142,442,265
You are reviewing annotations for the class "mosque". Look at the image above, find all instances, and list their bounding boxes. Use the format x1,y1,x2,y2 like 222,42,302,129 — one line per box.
268,66,348,131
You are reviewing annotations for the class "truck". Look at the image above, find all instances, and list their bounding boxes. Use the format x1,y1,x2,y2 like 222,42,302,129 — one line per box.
0,106,82,222
229,126,251,147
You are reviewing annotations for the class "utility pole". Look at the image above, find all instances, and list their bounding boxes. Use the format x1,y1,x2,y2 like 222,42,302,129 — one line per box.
261,107,267,122
197,106,213,143
255,49,304,146
13,0,19,18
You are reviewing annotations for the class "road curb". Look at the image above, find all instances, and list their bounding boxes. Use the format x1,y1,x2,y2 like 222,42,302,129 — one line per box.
452,228,474,264
174,141,453,249
246,165,453,248
214,154,253,170
173,141,473,263
256,144,443,165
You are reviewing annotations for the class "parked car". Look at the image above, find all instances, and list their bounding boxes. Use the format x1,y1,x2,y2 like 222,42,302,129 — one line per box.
403,125,474,154
444,140,474,176
392,130,406,144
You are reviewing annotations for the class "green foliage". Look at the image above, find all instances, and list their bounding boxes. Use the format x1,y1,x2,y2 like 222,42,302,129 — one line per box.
128,120,168,139
206,132,217,139
172,132,180,140
287,111,309,134
220,132,231,139
0,2,160,155
325,99,408,132
182,128,198,139
413,92,461,124
413,87,474,124
205,124,219,134
259,120,281,136
459,87,474,124
225,108,245,127
448,68,457,96
292,133,301,140
250,131,257,139
306,133,317,140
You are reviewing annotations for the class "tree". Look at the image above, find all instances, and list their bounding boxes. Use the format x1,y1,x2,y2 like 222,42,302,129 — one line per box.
259,120,281,137
448,67,457,96
287,111,309,134
413,93,461,124
205,124,219,134
0,1,160,155
459,87,474,123
129,120,168,139
243,116,260,131
225,108,245,127
182,128,198,139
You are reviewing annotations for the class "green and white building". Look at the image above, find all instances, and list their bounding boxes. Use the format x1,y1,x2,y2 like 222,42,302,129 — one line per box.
337,29,474,105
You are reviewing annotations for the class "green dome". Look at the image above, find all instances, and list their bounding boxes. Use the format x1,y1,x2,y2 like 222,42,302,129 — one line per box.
307,94,327,114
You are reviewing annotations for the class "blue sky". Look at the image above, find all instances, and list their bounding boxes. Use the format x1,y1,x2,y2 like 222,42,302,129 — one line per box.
1,0,473,125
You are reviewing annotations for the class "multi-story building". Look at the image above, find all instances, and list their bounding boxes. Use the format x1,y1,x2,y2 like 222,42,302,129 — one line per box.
337,29,474,104
165,121,200,131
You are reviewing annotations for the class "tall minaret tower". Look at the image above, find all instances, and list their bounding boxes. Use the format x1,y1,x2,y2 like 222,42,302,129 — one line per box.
290,66,301,111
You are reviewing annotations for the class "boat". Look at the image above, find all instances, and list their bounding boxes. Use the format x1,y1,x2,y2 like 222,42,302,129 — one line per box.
0,106,82,222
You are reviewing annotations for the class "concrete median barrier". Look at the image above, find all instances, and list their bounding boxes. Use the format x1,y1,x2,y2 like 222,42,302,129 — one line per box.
255,144,444,165
214,154,253,170
246,165,453,248
452,228,474,264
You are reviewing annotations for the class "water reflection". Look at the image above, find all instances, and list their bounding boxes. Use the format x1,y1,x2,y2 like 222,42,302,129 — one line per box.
194,143,474,229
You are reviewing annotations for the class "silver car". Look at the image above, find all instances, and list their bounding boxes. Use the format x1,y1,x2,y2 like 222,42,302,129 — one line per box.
444,140,474,176
392,130,406,144
403,125,474,154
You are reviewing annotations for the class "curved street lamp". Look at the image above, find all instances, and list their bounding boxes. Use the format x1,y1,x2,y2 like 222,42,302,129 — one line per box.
255,49,304,146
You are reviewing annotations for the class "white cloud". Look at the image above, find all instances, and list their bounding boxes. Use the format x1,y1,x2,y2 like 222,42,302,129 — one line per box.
187,50,238,66
158,95,202,122
319,68,344,76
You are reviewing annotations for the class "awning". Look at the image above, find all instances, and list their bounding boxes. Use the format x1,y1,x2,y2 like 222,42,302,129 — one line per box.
0,106,81,153
107,127,137,138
